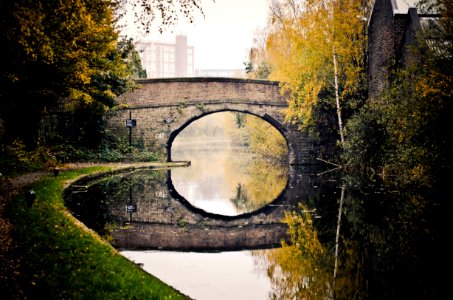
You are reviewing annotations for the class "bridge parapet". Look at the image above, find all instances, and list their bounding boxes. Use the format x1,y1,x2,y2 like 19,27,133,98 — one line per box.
116,77,287,107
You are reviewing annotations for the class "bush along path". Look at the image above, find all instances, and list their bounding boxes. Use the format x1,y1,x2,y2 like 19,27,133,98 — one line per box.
0,163,192,299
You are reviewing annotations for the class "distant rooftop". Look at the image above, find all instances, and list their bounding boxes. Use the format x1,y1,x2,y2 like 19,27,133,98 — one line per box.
391,0,419,14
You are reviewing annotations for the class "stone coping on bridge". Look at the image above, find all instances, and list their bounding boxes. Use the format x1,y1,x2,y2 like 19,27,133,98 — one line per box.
115,99,288,110
134,77,281,86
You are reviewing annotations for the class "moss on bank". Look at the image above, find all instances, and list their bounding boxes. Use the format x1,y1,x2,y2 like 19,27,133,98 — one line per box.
2,164,191,299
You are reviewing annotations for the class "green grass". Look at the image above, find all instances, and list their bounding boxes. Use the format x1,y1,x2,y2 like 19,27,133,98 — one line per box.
6,166,190,299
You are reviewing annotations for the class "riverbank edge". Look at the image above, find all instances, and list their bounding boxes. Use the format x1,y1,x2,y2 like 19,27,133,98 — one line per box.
0,161,193,299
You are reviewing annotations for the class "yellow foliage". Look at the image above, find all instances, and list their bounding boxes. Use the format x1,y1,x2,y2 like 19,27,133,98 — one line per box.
66,89,94,108
266,0,369,129
259,204,333,299
245,115,288,159
224,113,288,161
416,69,453,99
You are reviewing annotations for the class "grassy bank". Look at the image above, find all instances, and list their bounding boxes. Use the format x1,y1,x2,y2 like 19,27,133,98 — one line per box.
2,164,191,299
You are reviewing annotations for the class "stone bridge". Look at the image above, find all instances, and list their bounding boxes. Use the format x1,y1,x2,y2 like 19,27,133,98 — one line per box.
106,77,317,165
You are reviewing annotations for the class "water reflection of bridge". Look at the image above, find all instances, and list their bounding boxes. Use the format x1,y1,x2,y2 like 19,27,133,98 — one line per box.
65,165,330,252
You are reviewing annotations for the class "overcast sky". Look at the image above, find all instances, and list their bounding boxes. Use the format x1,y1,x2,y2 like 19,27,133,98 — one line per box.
121,0,270,70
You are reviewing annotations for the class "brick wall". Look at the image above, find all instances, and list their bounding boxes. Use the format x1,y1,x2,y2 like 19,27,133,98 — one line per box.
401,8,422,66
368,0,424,99
368,0,397,99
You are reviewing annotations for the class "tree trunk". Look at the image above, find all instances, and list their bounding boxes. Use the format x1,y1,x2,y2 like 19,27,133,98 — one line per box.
333,52,345,145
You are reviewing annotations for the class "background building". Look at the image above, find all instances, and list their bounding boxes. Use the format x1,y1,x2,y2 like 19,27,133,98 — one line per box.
136,35,195,78
136,35,246,79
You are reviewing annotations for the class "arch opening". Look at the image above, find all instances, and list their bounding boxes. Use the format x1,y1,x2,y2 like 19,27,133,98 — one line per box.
169,111,289,216
167,109,290,162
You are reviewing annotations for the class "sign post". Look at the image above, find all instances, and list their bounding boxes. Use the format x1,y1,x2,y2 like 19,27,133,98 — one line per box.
126,186,137,222
125,111,136,146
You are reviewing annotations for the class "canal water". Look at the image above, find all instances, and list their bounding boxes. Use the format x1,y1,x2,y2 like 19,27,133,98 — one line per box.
117,127,289,299
121,250,272,300
64,112,444,299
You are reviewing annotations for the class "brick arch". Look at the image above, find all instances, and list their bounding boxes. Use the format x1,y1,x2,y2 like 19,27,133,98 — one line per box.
106,77,317,165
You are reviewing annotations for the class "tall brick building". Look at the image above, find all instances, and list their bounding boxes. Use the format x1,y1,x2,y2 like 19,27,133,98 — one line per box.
367,0,438,99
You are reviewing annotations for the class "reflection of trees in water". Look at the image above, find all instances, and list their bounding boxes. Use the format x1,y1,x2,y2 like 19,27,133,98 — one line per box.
265,207,334,300
230,183,249,212
226,157,288,213
249,179,441,299
248,192,373,299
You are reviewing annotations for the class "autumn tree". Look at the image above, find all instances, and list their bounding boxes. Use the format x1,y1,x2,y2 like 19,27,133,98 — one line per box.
0,1,126,148
0,0,207,169
245,28,272,79
119,38,148,79
226,113,288,161
265,0,370,146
